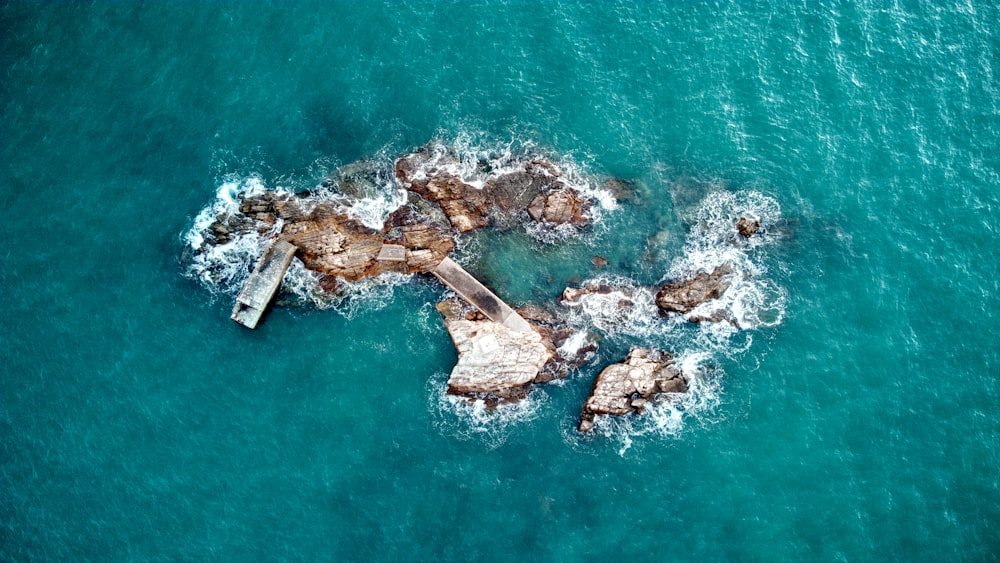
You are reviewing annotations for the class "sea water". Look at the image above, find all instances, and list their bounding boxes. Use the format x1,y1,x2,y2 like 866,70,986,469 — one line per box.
2,2,998,561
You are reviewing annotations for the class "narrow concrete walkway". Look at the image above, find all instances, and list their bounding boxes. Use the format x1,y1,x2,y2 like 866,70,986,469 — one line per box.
231,239,298,329
432,257,533,333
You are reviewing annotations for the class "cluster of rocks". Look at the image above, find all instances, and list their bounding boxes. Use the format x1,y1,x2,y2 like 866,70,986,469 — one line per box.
557,219,763,430
395,149,592,233
193,143,769,432
206,191,456,293
198,147,603,294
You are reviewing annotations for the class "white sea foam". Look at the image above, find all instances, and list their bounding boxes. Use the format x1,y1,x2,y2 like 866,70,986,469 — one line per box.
560,276,665,340
342,185,408,230
427,371,549,450
564,189,786,453
279,261,413,319
410,135,619,243
182,175,283,297
664,189,788,340
582,351,722,455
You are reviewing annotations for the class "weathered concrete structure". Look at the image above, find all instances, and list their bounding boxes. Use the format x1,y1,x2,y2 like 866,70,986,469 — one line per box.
432,257,533,333
231,240,298,329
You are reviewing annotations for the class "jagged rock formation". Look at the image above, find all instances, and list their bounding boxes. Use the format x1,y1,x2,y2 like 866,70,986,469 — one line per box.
218,194,457,284
436,300,553,407
395,148,593,233
517,305,598,383
197,148,605,296
578,348,687,432
526,187,590,226
436,299,595,407
655,264,733,315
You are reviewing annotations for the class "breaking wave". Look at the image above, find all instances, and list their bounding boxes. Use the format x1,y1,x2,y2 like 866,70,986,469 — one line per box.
426,371,550,450
182,175,282,296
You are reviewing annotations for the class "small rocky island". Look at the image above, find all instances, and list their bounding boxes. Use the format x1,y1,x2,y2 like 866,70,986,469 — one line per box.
187,142,766,432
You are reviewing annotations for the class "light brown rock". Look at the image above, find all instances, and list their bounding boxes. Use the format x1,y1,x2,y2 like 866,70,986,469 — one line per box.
578,348,687,432
436,301,554,407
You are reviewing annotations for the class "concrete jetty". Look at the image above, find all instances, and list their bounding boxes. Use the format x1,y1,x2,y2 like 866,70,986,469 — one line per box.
231,239,298,329
432,257,533,333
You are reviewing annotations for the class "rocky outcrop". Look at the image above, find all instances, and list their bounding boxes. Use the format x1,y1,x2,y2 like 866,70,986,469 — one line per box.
737,216,761,237
279,203,387,281
394,148,595,233
198,146,614,297
436,300,553,407
436,299,596,406
204,192,457,287
517,305,598,383
655,265,733,315
526,187,590,226
578,348,687,432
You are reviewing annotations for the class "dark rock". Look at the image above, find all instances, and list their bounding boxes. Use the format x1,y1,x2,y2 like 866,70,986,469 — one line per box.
737,217,761,237
655,265,733,315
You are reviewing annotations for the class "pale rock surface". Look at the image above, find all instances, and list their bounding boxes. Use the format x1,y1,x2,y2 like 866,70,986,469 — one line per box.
436,300,554,406
578,348,687,432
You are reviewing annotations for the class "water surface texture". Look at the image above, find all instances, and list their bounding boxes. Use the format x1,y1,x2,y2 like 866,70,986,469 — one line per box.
2,2,998,561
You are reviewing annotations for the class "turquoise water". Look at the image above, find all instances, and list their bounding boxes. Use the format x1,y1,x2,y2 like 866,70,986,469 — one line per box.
3,1,999,560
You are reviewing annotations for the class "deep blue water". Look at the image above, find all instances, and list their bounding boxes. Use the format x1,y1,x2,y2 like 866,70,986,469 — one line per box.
2,2,999,561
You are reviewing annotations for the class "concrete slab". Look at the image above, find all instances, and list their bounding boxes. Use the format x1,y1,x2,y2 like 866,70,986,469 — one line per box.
231,239,298,329
432,257,533,333
376,243,406,262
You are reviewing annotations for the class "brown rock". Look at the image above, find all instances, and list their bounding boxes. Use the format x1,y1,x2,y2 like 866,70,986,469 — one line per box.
578,348,687,432
395,151,490,233
395,148,602,233
592,255,609,270
655,265,733,315
737,217,761,237
527,187,590,226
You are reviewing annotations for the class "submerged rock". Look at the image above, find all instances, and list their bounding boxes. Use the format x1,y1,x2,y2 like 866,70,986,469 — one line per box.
578,348,687,432
655,264,733,315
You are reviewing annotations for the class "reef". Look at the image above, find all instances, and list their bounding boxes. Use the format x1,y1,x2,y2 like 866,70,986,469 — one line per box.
186,141,775,433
